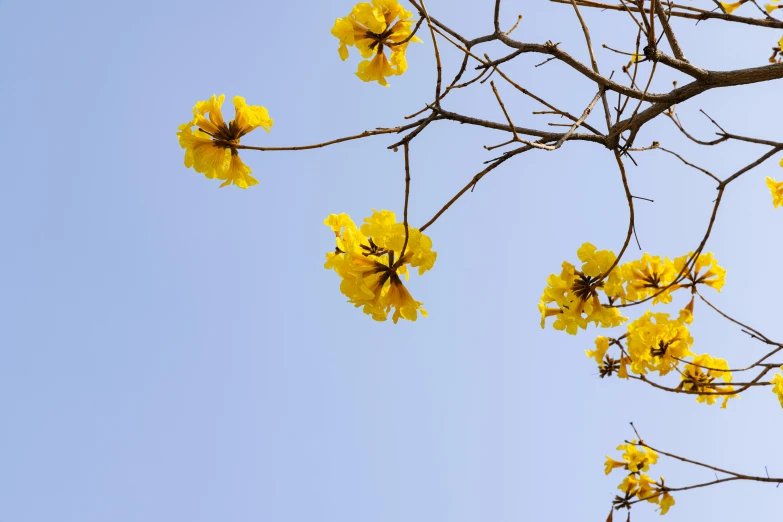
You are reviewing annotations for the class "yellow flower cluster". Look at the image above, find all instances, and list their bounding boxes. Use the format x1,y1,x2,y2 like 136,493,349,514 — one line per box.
615,252,724,304
177,95,273,189
615,254,679,304
605,440,658,474
324,210,436,323
605,441,675,515
536,244,737,406
538,244,725,335
681,354,737,408
588,332,738,407
626,311,693,376
585,300,740,407
331,0,421,86
772,369,783,408
767,177,783,208
538,243,627,335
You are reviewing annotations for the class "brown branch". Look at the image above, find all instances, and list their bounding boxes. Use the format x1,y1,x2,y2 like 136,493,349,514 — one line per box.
418,144,539,232
490,81,520,141
599,150,636,279
431,106,605,144
486,58,606,136
696,290,779,345
568,0,614,129
657,146,722,183
519,90,605,150
235,117,437,152
667,112,729,146
400,142,412,260
550,0,783,29
719,147,783,187
653,0,687,61
636,441,783,483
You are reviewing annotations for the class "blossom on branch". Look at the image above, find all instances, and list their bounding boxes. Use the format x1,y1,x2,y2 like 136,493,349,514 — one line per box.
331,0,421,86
177,95,273,189
720,1,748,14
324,210,436,323
606,441,674,515
617,254,678,304
673,252,726,292
538,243,627,335
618,473,658,505
771,370,783,408
767,177,783,208
538,245,728,336
681,354,737,408
616,441,658,473
659,490,676,515
586,336,611,365
626,311,694,376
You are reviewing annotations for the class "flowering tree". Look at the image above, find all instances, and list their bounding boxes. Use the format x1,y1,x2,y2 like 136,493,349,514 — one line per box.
177,0,783,518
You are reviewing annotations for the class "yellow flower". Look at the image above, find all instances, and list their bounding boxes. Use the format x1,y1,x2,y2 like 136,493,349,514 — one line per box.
586,336,610,365
177,95,273,189
659,489,675,515
608,443,668,508
604,455,627,475
577,243,614,278
324,211,436,323
677,296,695,325
771,369,783,408
720,1,745,14
619,254,679,304
331,0,421,86
538,301,561,328
766,1,781,14
681,354,737,408
552,306,588,335
767,177,783,208
618,356,631,379
618,473,658,503
538,244,628,334
626,311,693,376
673,252,726,292
617,440,658,473
692,253,726,291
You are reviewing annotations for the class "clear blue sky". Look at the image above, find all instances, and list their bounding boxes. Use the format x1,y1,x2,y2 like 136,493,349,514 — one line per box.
1,1,781,520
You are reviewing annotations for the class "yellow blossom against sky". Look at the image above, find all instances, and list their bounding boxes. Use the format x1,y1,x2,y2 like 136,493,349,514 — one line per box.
605,441,675,515
625,311,693,377
324,210,436,323
767,177,783,208
771,371,783,407
538,243,627,335
681,354,737,408
331,0,421,86
538,246,726,337
177,95,273,189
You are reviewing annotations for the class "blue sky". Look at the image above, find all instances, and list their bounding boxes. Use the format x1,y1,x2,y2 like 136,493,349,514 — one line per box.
1,1,781,520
